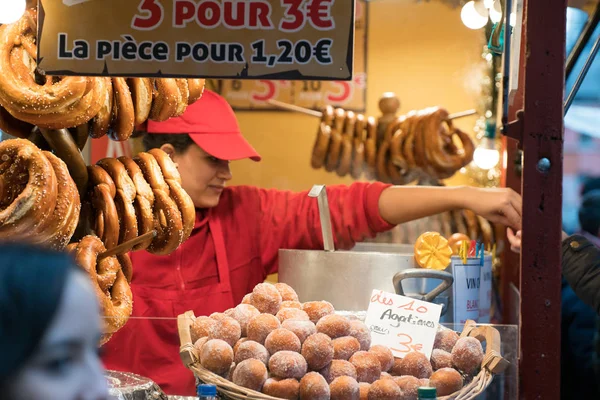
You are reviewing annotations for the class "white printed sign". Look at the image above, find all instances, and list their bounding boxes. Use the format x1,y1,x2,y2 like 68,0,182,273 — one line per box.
451,257,482,324
364,290,442,359
478,255,493,323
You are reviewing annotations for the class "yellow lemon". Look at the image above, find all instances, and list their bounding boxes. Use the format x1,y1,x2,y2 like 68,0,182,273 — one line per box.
414,232,452,270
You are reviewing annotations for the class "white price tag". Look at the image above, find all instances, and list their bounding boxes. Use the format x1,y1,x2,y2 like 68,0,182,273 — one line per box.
364,290,442,359
451,258,481,324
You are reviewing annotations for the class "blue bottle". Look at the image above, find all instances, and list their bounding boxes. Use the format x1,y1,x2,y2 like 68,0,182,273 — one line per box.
197,384,218,399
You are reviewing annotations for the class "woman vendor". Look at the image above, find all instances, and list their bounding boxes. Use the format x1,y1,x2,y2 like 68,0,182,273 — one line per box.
102,90,523,395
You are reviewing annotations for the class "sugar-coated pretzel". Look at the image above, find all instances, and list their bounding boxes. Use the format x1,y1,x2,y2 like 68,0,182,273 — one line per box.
134,152,184,255
87,165,120,249
108,78,135,142
148,148,195,243
29,151,80,249
324,108,345,172
364,116,377,179
0,11,105,129
350,113,366,179
68,235,133,346
0,139,57,238
118,156,155,251
89,78,113,139
127,78,153,127
174,79,189,117
311,105,334,169
97,158,139,245
336,111,355,177
187,78,206,104
149,79,180,122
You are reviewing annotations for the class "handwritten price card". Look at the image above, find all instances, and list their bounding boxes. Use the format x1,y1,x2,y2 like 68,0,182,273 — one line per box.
37,0,355,80
364,290,442,359
217,0,368,111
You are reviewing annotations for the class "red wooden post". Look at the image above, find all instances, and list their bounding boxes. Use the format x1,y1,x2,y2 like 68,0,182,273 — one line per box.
518,0,566,398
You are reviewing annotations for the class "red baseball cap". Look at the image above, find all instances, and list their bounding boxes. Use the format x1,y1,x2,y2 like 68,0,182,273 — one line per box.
146,89,261,161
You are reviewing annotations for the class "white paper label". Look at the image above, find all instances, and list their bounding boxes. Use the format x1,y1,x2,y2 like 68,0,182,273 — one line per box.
451,258,482,324
364,290,442,359
479,256,493,323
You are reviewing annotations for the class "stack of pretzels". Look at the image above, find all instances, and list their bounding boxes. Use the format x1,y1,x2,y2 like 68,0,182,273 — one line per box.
0,9,205,143
311,106,475,184
68,236,133,345
0,138,80,249
85,148,195,255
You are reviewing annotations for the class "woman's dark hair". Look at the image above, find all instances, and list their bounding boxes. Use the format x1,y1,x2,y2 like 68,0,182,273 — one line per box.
0,244,76,384
579,189,600,236
141,132,195,153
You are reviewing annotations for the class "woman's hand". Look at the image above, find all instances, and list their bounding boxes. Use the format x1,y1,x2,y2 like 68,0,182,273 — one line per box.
465,187,522,230
507,228,522,253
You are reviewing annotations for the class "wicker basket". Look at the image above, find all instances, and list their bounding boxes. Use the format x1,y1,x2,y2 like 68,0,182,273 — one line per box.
177,311,509,400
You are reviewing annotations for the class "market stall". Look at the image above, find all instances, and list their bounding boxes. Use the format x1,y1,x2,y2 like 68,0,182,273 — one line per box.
0,0,573,399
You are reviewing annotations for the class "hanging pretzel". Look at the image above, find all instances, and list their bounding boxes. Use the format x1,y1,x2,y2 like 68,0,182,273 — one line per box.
68,235,133,345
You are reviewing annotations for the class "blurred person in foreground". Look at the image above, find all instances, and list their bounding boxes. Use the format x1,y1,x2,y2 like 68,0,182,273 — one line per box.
0,243,109,400
508,189,600,398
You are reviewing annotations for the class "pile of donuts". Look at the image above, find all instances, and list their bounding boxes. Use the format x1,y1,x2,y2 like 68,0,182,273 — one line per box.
0,9,205,142
68,235,133,345
311,106,474,184
84,148,195,255
0,138,80,249
190,282,485,399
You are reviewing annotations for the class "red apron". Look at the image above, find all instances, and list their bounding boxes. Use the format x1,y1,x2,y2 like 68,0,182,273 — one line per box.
102,217,235,396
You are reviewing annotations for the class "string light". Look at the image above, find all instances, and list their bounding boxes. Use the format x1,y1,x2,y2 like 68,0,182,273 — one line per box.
0,0,26,25
461,0,489,30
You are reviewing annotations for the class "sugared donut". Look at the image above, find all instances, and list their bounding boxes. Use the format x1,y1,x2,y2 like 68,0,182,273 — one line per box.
210,312,228,321
282,320,317,344
333,336,361,360
275,282,300,302
302,333,334,371
247,313,281,344
390,358,402,376
226,362,236,381
393,375,420,400
348,320,371,351
226,304,260,336
419,378,430,387
232,358,268,392
208,315,241,347
262,377,300,400
380,372,393,380
242,293,252,304
367,379,402,400
190,316,216,343
330,376,360,400
234,338,249,354
266,328,302,355
349,351,381,384
302,301,335,323
200,339,233,375
268,350,308,380
434,329,460,353
277,308,310,323
193,337,208,359
429,367,464,396
431,349,453,370
320,359,357,383
399,352,433,379
369,345,394,372
250,283,283,315
281,301,303,310
234,340,269,365
299,372,330,400
358,383,370,400
316,314,351,339
451,337,484,374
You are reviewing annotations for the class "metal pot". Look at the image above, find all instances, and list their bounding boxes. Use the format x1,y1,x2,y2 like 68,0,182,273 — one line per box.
278,185,453,313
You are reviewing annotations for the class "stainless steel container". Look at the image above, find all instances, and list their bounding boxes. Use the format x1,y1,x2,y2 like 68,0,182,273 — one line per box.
278,185,453,313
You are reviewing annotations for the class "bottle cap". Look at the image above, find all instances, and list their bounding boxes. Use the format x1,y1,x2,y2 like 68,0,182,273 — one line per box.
197,384,217,397
418,386,438,398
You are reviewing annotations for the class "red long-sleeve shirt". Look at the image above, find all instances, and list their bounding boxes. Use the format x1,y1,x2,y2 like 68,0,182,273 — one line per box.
102,181,393,395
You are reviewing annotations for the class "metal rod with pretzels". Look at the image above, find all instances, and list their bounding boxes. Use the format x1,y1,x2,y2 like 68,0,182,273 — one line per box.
266,99,477,121
98,230,157,260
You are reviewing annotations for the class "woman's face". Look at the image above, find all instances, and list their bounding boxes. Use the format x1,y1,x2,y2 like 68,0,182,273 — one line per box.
6,271,108,400
166,143,233,209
